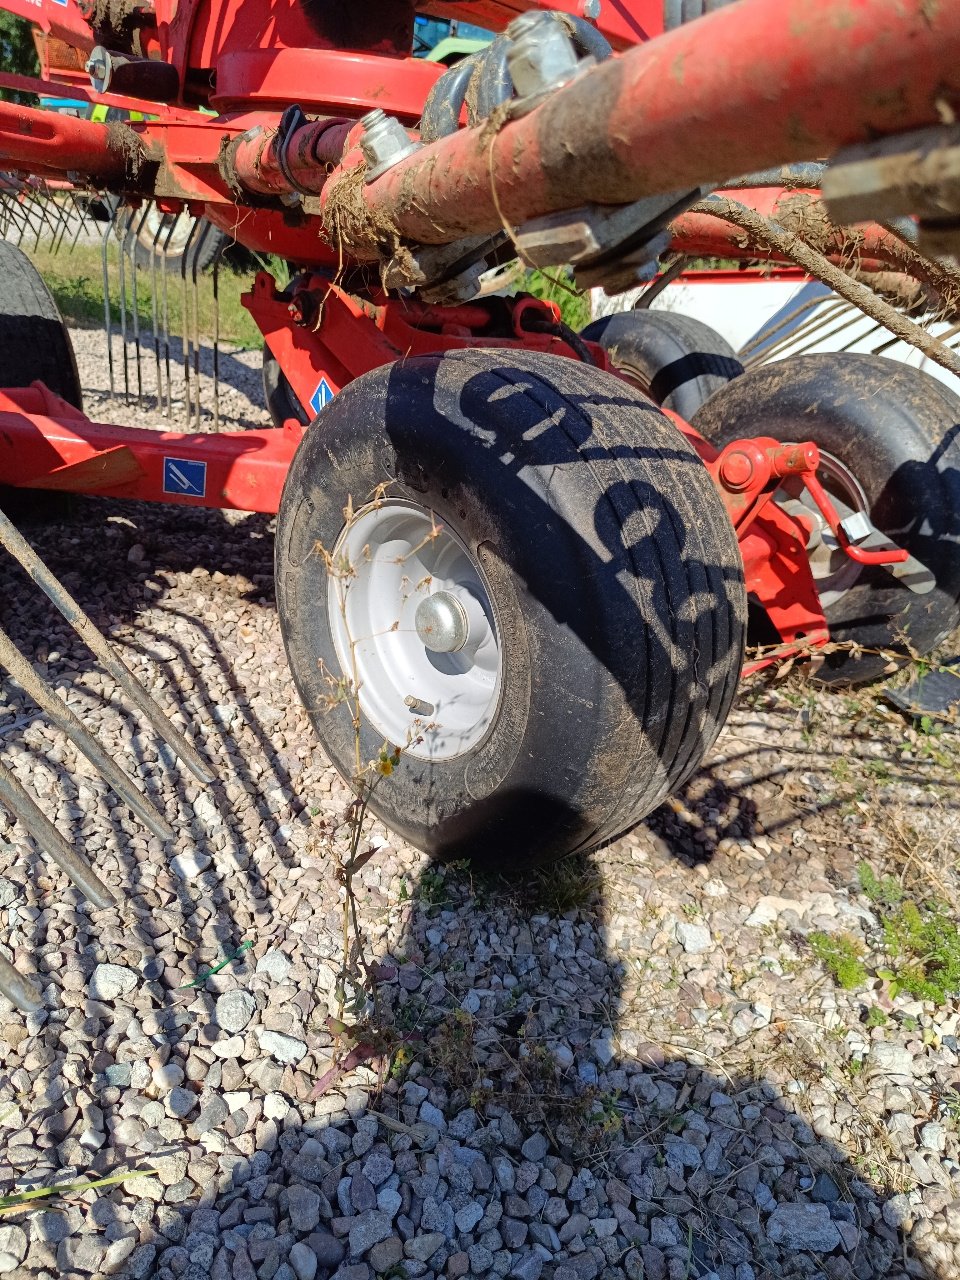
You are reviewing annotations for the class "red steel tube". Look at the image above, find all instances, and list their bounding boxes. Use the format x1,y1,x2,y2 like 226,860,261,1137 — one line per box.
0,99,130,180
320,0,960,254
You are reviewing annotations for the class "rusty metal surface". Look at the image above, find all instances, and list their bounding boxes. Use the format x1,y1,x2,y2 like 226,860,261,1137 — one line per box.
318,0,960,257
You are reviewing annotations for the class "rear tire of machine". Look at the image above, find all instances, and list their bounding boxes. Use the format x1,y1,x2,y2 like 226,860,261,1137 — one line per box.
692,353,960,685
0,241,83,524
581,310,743,420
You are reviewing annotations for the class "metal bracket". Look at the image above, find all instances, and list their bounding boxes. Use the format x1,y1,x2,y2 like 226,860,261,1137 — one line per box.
514,188,708,293
823,124,960,260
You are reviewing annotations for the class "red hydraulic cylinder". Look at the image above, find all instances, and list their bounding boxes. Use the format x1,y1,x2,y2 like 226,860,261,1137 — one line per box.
318,0,960,256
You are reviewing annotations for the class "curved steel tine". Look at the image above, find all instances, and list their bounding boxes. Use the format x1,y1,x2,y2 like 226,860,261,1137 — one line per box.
0,510,213,784
0,627,175,844
0,950,43,1014
0,760,117,911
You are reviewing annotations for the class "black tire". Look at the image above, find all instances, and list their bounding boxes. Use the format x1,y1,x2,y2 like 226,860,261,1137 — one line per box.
581,310,743,420
276,349,746,869
0,241,81,408
0,242,82,523
263,350,309,428
110,197,227,274
692,354,960,685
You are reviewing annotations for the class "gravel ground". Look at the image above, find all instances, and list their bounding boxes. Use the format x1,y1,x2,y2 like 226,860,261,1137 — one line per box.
0,324,958,1280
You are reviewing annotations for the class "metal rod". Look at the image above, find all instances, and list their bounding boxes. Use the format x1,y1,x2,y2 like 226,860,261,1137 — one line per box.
191,222,210,430
129,203,152,403
117,206,131,403
634,256,686,309
0,510,213,783
0,949,42,1014
212,237,228,432
312,0,960,258
0,627,175,844
0,759,117,911
100,212,116,398
160,214,177,417
698,196,960,380
148,205,165,410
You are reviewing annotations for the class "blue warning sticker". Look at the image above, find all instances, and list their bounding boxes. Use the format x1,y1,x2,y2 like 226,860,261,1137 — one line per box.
310,377,335,416
163,457,207,498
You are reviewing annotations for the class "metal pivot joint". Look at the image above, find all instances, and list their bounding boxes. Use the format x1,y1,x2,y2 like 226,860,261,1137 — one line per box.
360,110,420,184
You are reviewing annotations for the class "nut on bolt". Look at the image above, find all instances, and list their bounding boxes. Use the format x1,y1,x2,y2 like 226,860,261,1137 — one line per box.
359,109,420,184
506,11,582,101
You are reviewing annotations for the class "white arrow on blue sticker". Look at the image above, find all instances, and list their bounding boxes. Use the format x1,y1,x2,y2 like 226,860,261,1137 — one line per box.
163,457,207,498
309,378,335,416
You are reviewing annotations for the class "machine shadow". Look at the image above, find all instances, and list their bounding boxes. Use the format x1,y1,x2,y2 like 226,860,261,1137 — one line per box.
128,850,942,1280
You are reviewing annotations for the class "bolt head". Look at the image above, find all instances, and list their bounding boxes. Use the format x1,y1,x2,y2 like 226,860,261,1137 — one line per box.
581,0,602,17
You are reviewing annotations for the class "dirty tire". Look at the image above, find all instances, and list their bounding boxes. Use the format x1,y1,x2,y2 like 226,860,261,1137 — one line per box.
0,241,82,523
263,350,309,428
693,353,960,685
276,349,746,869
581,310,743,419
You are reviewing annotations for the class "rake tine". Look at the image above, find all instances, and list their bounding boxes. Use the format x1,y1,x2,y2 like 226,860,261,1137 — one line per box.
0,758,117,911
148,207,166,410
0,627,175,844
117,205,132,403
0,509,214,784
212,236,228,432
34,188,61,252
100,211,116,397
191,222,212,430
12,192,30,247
0,948,42,1014
50,190,72,256
68,189,88,251
160,214,178,417
128,203,152,403
180,217,206,425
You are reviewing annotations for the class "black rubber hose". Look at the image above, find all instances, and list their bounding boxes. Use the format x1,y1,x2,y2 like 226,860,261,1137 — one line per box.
561,13,613,62
470,34,513,123
420,53,479,143
420,13,612,144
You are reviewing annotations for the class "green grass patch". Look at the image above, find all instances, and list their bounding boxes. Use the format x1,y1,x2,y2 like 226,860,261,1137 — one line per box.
809,932,868,990
26,244,263,348
522,268,591,333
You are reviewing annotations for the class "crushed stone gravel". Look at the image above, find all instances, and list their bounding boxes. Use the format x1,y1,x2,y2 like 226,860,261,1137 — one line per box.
0,323,957,1280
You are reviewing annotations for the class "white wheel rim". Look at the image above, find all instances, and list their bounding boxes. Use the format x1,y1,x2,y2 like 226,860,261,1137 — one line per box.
778,448,870,609
327,500,502,761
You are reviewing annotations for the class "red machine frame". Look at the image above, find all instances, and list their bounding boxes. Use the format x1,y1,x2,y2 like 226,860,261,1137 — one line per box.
0,0,958,669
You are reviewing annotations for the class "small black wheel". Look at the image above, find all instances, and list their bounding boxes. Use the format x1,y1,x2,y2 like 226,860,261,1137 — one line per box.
692,353,960,685
0,241,82,523
276,349,745,869
111,199,228,274
263,350,309,428
581,310,743,419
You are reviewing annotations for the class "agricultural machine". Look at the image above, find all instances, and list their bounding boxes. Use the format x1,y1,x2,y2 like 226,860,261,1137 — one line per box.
0,0,957,1008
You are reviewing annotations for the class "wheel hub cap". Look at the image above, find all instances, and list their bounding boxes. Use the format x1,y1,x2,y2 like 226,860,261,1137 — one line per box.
415,591,470,653
327,500,502,761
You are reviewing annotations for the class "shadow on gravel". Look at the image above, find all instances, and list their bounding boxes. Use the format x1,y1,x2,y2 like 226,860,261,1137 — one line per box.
0,504,950,1280
122,860,942,1280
